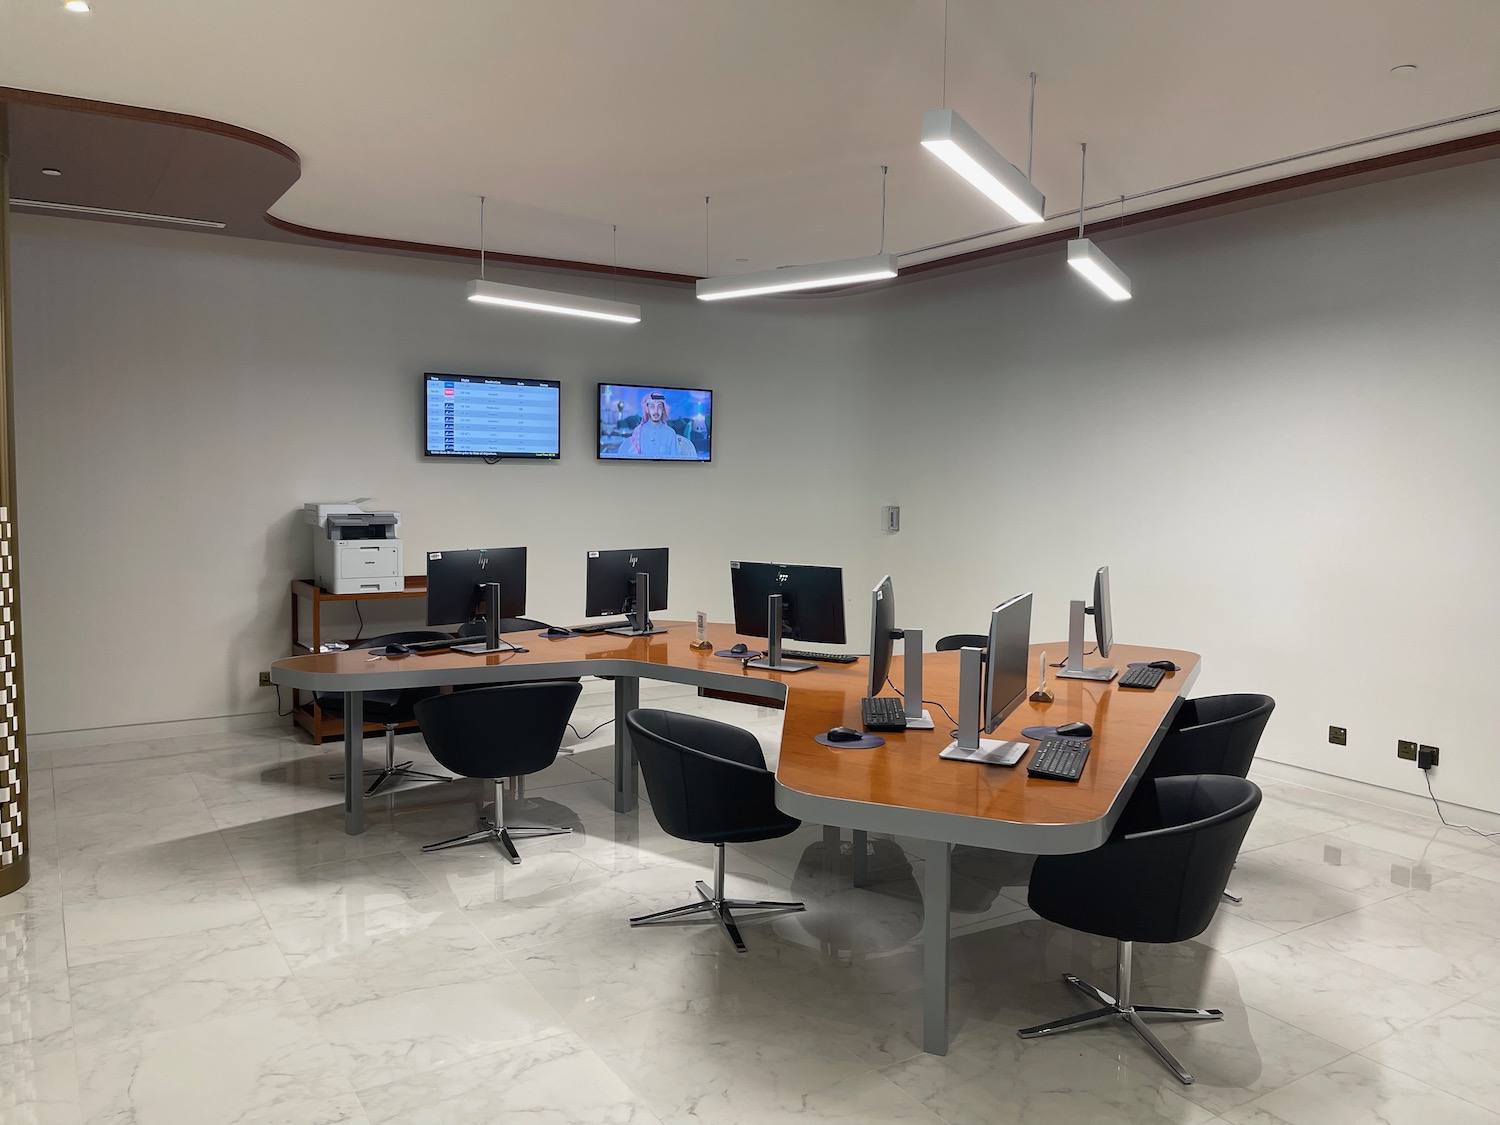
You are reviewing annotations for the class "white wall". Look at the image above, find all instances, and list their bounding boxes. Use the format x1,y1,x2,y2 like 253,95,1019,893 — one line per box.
861,158,1500,811
10,219,884,736
12,155,1500,813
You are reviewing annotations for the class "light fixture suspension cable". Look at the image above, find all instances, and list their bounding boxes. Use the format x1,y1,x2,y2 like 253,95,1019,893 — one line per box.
880,165,889,254
704,196,711,276
478,195,486,281
1028,73,1037,180
612,223,619,298
1078,143,1087,238
942,0,949,108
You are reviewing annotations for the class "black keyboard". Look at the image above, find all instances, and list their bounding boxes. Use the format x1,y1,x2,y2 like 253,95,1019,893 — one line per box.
781,649,859,664
400,635,473,652
1027,737,1091,782
1119,664,1166,690
567,620,630,634
861,696,907,731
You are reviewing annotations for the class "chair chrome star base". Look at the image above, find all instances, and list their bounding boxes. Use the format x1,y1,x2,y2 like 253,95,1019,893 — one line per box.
421,778,571,864
1018,939,1221,1085
630,842,804,953
331,728,449,796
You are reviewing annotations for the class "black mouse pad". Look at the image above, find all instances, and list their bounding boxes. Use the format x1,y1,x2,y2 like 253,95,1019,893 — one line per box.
814,732,885,749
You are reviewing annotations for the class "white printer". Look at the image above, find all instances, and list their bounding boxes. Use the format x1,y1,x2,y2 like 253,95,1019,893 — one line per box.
304,502,403,594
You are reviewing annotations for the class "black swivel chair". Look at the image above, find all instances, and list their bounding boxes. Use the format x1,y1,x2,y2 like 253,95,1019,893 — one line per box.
935,633,988,652
413,680,583,863
625,709,805,952
1147,693,1275,904
1018,774,1261,1085
320,630,454,795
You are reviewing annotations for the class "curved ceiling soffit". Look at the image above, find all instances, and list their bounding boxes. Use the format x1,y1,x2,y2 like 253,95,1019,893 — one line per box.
5,87,1500,296
0,86,696,285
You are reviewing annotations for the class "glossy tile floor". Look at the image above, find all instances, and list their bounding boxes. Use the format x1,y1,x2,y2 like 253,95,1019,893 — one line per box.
6,681,1500,1124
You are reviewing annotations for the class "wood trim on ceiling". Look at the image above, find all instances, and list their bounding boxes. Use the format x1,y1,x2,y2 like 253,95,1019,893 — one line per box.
4,87,1499,292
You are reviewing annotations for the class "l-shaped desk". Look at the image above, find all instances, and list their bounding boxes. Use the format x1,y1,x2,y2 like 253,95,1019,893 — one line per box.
271,623,1199,1053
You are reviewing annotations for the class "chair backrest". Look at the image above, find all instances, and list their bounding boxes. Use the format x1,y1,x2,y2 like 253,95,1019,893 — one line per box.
317,631,456,715
349,630,454,650
1028,774,1260,945
1148,693,1275,780
458,617,549,638
414,680,582,779
935,633,988,652
625,709,798,845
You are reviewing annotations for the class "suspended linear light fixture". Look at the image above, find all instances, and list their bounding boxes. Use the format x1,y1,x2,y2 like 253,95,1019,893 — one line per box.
920,32,1045,227
696,170,898,301
466,196,641,324
1065,143,1131,301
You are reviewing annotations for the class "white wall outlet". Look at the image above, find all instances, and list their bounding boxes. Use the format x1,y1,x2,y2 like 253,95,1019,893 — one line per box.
883,506,900,533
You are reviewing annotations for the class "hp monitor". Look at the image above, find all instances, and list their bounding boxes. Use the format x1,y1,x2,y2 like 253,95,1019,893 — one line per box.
425,547,527,627
730,560,846,673
585,548,669,636
941,592,1034,765
867,575,935,728
1058,566,1117,681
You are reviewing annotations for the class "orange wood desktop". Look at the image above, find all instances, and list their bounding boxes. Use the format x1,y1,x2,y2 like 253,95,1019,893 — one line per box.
274,623,1196,841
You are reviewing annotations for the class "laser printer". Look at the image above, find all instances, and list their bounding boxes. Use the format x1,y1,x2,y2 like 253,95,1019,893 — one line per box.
304,502,403,594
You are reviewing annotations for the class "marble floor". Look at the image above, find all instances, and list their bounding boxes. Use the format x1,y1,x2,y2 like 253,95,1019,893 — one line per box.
6,681,1500,1124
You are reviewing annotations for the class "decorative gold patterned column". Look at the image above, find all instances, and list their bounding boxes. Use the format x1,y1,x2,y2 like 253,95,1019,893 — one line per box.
0,103,31,899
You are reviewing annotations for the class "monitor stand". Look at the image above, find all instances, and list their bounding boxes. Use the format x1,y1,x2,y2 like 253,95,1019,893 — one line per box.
605,573,667,637
1055,599,1117,681
453,582,529,654
745,594,815,672
900,627,934,729
940,646,1027,765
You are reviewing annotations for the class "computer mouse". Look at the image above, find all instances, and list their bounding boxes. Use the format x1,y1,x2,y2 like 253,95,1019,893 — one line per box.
381,643,412,656
1148,659,1180,671
543,627,572,637
1055,721,1092,739
825,726,864,743
729,643,750,655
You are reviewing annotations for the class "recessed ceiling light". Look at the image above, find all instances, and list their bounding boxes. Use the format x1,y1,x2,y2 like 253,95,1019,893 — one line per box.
41,168,62,177
64,1,91,13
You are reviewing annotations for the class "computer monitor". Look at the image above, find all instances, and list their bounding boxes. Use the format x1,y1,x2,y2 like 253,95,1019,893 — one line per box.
1057,565,1117,681
730,560,846,673
867,575,935,728
425,547,527,627
941,591,1033,765
585,547,669,636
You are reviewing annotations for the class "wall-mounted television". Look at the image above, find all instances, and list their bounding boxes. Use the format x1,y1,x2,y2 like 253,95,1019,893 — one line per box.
597,383,713,462
424,373,561,459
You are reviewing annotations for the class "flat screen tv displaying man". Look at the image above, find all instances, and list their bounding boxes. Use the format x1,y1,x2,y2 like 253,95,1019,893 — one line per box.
597,383,713,461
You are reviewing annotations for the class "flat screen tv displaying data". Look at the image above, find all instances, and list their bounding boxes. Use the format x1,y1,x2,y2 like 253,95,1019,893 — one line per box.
597,383,713,462
424,373,561,459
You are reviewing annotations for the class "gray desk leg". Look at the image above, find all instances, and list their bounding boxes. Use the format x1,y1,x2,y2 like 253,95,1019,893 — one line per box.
822,825,841,876
613,677,640,813
852,829,869,887
343,690,364,836
922,838,951,1054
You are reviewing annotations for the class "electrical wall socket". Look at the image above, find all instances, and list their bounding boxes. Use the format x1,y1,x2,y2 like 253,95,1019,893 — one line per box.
1397,740,1418,761
1328,725,1347,746
882,506,900,533
258,671,272,687
1419,744,1440,768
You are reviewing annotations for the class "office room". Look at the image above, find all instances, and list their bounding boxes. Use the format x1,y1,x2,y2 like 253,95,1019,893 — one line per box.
3,2,1500,1123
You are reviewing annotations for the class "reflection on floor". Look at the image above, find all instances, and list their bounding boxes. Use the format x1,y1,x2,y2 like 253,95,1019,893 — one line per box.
7,683,1500,1125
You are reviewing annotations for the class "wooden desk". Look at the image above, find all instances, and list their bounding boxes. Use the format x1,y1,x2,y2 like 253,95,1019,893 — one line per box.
270,623,1198,1054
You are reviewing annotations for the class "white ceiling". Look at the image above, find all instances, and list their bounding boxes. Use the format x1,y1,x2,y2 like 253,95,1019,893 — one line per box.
4,0,1500,278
